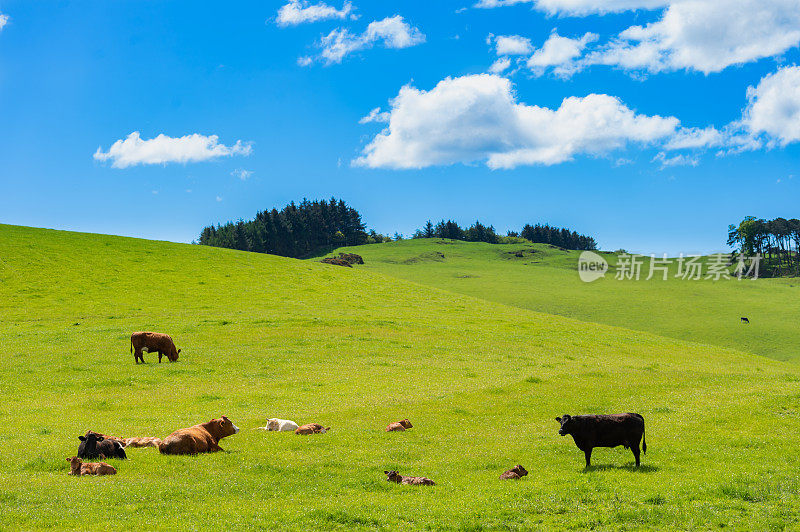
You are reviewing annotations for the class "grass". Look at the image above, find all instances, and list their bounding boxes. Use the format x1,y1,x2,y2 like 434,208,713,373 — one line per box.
326,238,800,362
1,224,800,530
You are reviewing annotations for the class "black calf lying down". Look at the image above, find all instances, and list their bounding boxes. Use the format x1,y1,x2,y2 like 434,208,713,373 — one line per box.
384,470,435,485
556,413,646,467
77,431,127,460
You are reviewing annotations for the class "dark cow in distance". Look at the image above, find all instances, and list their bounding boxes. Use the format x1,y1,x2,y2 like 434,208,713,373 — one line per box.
77,431,127,460
130,331,180,364
556,413,646,467
741,317,750,324
384,470,435,486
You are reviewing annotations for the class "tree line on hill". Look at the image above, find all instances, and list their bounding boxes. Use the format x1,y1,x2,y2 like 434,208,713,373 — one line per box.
728,216,800,276
412,220,597,250
198,198,598,258
198,198,369,258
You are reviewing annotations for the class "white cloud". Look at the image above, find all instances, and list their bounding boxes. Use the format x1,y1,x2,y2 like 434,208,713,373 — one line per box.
276,0,354,27
664,126,724,150
0,14,8,31
494,35,533,56
354,74,678,170
216,196,223,202
311,15,425,65
653,151,699,167
474,0,666,14
359,107,391,124
586,0,800,74
94,132,252,169
231,168,253,180
527,32,598,76
489,57,512,74
660,66,800,155
740,65,800,146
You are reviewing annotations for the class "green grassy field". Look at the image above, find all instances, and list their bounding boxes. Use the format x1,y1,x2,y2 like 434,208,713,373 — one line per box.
2,224,800,530
326,239,800,362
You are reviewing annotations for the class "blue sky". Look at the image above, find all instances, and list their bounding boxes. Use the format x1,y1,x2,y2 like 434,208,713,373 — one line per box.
0,0,798,254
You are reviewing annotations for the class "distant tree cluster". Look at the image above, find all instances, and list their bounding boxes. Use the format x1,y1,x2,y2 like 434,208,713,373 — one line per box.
412,220,597,250
728,216,800,276
518,224,597,251
413,220,502,243
198,198,368,258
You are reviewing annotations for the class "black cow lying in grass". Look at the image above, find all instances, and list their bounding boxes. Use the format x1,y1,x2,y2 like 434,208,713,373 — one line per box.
77,431,127,460
556,413,646,467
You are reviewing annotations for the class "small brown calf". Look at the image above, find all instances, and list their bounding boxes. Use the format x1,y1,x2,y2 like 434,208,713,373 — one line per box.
386,419,413,432
66,456,117,476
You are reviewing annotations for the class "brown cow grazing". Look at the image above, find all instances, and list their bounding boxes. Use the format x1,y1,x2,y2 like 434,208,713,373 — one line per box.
66,456,117,476
123,437,162,449
556,413,647,467
386,419,413,432
158,416,239,455
130,331,181,364
499,464,528,480
295,423,330,435
384,470,435,486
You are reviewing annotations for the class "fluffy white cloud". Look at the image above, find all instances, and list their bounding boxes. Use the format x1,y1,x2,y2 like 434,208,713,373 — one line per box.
354,74,678,170
664,126,724,150
489,57,512,74
359,107,391,123
527,32,597,76
586,0,800,74
494,35,533,56
474,0,666,14
276,0,354,26
0,14,8,31
94,132,252,169
308,16,425,65
740,65,800,146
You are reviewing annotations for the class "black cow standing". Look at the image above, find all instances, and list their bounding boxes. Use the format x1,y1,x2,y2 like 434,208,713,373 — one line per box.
741,317,750,324
556,413,646,467
77,431,127,460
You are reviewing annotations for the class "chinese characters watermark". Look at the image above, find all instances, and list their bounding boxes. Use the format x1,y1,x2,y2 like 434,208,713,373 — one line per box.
578,251,761,283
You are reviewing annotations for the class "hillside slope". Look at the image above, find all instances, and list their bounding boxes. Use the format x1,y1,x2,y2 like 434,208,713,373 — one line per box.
1,224,799,530
326,239,800,362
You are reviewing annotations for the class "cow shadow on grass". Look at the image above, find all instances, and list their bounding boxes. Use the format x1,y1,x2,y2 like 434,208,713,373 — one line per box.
583,464,659,473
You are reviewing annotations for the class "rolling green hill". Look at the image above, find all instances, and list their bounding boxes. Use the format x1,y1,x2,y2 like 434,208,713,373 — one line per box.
326,239,800,362
2,224,800,530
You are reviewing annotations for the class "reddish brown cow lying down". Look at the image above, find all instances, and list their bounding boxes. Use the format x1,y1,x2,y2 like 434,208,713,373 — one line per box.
295,423,330,435
158,416,239,455
130,331,181,364
499,465,528,480
67,457,117,476
386,419,413,432
384,470,435,486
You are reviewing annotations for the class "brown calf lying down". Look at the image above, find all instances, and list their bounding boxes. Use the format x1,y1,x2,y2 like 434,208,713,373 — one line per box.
384,470,435,486
499,464,528,480
386,419,413,432
123,437,162,448
67,457,117,476
159,416,239,455
295,423,330,435
130,331,181,364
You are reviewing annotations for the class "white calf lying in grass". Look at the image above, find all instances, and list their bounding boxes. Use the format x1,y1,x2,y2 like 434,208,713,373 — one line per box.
254,418,299,432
